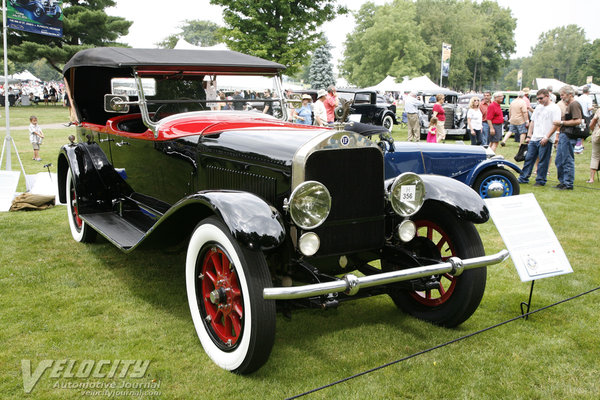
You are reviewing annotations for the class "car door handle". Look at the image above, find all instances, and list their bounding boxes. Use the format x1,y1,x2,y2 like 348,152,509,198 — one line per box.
115,141,130,147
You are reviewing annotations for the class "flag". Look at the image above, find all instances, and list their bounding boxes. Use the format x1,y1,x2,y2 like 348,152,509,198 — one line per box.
441,43,451,77
517,70,523,87
7,0,63,38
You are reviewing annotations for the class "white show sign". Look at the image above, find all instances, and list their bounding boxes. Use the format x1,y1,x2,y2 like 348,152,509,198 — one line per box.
0,170,20,211
484,193,572,282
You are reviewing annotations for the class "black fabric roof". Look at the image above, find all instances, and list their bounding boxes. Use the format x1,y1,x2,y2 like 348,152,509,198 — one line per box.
63,47,286,76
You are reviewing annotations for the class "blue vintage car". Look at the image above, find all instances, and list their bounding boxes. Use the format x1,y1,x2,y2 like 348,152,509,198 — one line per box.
346,123,521,198
383,142,521,198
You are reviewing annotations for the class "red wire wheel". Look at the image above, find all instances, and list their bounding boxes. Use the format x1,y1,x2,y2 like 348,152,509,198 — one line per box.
65,167,96,243
199,246,244,349
71,188,83,229
410,220,457,306
186,216,275,373
383,205,487,327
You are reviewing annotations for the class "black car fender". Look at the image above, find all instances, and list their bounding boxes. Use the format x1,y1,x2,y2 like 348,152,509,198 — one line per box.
378,109,397,124
156,191,286,251
465,159,522,187
420,175,489,223
387,174,489,224
57,142,129,211
57,144,81,204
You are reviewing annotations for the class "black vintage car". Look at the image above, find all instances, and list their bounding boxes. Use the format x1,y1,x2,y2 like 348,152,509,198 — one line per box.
418,89,468,140
292,88,398,131
337,89,398,131
58,48,507,374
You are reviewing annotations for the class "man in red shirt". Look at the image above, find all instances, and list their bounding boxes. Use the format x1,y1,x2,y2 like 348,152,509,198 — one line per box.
479,91,491,146
486,92,504,152
324,85,339,124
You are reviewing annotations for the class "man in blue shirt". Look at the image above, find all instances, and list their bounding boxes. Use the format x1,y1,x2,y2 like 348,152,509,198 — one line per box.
404,91,423,142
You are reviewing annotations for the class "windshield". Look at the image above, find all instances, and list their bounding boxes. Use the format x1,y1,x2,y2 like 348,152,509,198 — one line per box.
126,73,285,122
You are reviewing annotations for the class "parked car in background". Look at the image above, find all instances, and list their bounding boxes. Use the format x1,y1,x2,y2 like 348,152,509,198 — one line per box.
58,48,507,374
417,89,468,140
345,123,521,198
336,89,398,131
458,93,483,108
497,90,541,132
292,89,398,131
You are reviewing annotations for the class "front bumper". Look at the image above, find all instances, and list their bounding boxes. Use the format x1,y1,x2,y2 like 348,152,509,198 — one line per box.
263,249,509,300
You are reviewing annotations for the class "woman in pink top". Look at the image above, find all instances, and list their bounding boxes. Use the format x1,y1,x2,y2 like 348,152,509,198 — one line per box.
432,94,446,143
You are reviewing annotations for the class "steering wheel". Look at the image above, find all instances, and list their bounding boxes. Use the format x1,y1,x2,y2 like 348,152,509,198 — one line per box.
150,98,205,122
151,104,167,122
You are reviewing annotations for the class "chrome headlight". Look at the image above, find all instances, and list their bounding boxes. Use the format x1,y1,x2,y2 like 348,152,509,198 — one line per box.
389,172,425,217
286,181,331,229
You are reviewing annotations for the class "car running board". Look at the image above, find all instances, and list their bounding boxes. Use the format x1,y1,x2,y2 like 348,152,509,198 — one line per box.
80,212,145,250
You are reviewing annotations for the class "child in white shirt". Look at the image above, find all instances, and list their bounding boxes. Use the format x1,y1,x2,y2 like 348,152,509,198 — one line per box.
29,115,45,161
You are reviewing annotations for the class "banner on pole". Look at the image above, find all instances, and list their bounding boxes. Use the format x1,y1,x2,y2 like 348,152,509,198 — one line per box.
517,69,523,87
441,43,451,77
587,76,593,84
7,0,63,38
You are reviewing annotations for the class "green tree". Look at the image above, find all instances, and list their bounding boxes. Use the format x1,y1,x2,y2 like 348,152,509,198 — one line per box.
522,25,587,84
568,39,600,85
209,0,347,74
340,0,516,90
495,58,526,91
14,60,62,81
158,20,222,49
6,0,132,73
414,0,515,91
341,1,428,87
308,43,335,89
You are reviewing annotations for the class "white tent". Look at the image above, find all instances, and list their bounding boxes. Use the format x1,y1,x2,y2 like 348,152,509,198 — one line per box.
0,75,20,85
399,75,443,93
364,75,404,92
172,40,275,90
579,83,600,94
11,70,42,82
535,78,578,92
336,77,355,89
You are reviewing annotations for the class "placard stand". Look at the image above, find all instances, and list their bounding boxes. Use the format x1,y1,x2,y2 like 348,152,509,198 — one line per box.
484,194,574,323
519,280,535,320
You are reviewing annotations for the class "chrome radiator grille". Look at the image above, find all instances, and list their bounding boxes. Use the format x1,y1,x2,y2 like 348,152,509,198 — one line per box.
304,147,385,256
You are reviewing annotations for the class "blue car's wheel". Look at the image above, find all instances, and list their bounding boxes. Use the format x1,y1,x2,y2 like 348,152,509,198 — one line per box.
473,168,520,198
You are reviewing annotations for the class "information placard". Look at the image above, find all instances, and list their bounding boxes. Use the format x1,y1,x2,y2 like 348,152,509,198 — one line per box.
484,193,572,282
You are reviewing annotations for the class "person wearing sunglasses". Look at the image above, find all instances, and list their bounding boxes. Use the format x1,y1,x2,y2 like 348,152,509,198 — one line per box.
517,89,561,187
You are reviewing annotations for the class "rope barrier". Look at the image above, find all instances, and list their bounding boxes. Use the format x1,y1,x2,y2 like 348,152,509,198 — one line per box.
286,285,600,400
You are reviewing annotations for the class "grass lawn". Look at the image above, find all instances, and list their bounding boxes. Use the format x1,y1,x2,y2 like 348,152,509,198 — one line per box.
1,107,599,399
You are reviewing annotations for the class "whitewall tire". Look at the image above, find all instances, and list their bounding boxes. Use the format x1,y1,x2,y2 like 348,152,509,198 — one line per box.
185,217,275,374
66,167,96,243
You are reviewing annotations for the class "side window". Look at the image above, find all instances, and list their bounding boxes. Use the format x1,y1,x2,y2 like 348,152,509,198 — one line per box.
354,93,371,104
